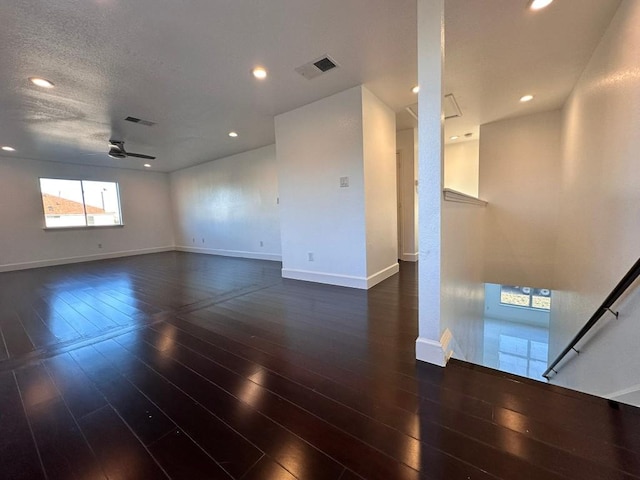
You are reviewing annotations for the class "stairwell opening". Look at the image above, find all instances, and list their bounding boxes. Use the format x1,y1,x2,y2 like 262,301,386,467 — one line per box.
478,283,552,382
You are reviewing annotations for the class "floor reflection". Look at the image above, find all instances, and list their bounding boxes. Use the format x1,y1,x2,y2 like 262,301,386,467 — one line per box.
481,317,549,382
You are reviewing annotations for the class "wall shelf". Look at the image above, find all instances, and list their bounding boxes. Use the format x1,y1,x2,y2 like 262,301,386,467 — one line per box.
443,188,488,206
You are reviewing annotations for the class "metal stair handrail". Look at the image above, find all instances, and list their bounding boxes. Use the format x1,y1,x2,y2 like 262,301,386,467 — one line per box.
543,256,640,379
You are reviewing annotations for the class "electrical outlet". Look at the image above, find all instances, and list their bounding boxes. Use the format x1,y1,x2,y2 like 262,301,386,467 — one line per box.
308,252,314,262
260,241,264,247
192,237,195,243
98,243,102,249
202,238,205,243
340,176,349,188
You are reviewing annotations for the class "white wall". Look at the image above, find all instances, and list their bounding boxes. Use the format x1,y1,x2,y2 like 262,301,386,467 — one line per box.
276,87,367,287
276,86,398,289
441,200,487,363
0,156,174,271
170,145,281,261
362,87,398,281
396,128,419,261
479,110,562,288
444,140,479,197
548,0,640,405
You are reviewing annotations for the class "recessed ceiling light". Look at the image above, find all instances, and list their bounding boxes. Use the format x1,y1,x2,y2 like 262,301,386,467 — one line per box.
252,67,268,79
450,136,459,140
228,131,238,138
412,86,420,94
143,163,151,168
529,0,554,10
29,77,54,88
1,146,16,152
520,94,534,102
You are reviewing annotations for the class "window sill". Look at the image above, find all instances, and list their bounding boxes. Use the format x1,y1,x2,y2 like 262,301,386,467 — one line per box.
43,225,125,231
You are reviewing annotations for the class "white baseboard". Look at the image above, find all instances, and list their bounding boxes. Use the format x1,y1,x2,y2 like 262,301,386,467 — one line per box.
0,246,175,273
606,384,640,407
367,263,400,288
400,252,418,262
415,337,448,366
282,263,399,290
176,245,282,262
282,268,368,289
440,328,466,361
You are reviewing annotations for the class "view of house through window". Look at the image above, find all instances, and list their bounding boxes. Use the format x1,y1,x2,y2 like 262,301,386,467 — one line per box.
39,178,122,228
500,285,551,310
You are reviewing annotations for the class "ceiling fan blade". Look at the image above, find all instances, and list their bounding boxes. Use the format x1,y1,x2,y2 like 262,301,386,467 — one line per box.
127,152,156,160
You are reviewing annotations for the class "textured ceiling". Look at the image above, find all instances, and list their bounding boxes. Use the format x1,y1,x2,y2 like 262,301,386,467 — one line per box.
443,0,621,144
0,0,622,171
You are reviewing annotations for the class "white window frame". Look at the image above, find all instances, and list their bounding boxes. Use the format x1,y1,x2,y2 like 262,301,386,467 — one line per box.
39,177,124,229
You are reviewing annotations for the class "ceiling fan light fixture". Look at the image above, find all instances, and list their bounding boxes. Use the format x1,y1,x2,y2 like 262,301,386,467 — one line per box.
143,163,151,168
29,77,54,88
520,94,534,102
412,85,420,94
1,146,16,152
529,0,553,11
228,131,238,138
252,67,268,79
108,147,126,159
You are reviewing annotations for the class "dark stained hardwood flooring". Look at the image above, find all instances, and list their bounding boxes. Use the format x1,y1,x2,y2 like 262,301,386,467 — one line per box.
1,251,639,479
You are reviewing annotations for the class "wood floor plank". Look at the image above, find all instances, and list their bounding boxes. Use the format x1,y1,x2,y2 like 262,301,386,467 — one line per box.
114,330,470,480
137,325,585,480
78,405,168,479
148,429,233,480
1,253,639,480
91,340,264,479
26,398,106,480
240,455,297,480
69,346,176,446
0,311,35,358
0,371,45,480
151,319,640,478
102,336,355,480
30,303,80,343
15,307,57,349
44,353,107,420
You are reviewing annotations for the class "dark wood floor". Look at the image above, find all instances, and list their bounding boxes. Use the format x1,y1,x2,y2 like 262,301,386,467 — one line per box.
1,252,639,480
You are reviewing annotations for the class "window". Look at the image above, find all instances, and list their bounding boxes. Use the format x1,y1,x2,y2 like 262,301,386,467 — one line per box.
500,285,551,310
39,178,122,228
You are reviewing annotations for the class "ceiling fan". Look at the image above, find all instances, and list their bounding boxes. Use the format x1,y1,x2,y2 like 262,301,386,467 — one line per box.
108,140,156,160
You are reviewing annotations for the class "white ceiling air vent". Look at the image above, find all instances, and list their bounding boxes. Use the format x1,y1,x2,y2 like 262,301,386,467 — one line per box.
444,94,462,119
125,116,156,127
403,94,461,121
295,55,339,80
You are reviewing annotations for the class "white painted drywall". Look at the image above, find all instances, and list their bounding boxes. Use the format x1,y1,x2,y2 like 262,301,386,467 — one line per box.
0,156,174,271
396,129,419,261
444,140,479,197
169,145,281,261
479,110,562,289
416,0,447,365
547,0,640,405
276,87,368,287
362,87,398,279
441,200,487,363
275,86,399,289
